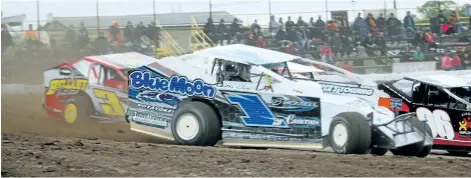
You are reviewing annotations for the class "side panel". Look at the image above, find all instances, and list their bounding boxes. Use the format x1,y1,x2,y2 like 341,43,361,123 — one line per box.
218,91,322,142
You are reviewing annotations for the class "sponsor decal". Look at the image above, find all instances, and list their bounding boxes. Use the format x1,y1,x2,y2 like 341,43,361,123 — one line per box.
320,83,374,96
223,84,251,90
137,103,174,113
271,97,319,108
346,100,369,109
131,112,168,128
129,71,216,98
458,112,471,137
274,114,320,127
390,98,402,110
137,91,181,106
46,78,88,95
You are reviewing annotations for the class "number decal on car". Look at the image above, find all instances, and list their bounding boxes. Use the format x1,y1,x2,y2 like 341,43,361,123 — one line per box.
416,107,455,140
93,89,125,116
225,93,287,128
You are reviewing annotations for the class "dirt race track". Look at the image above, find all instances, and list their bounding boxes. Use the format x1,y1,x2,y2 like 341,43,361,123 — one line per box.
1,57,471,177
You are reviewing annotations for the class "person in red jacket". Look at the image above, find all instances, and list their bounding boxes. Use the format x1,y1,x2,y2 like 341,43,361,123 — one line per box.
451,53,462,70
255,35,267,48
282,41,296,55
423,29,436,49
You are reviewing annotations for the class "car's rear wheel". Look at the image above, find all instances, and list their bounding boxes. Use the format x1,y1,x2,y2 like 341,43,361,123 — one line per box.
330,112,371,154
447,151,470,156
171,101,221,146
63,96,93,124
391,117,432,158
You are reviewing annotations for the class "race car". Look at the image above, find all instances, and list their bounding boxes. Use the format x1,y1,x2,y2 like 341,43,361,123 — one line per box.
125,44,433,157
43,52,157,123
379,74,471,156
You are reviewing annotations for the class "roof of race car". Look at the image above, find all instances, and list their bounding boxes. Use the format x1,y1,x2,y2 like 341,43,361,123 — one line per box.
405,74,471,88
84,52,158,69
192,44,301,65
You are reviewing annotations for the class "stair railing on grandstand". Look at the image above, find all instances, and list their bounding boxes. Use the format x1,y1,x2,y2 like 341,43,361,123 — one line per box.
190,16,215,52
154,19,186,57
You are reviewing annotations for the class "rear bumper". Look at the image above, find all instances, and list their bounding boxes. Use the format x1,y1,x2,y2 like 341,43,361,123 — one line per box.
372,112,433,149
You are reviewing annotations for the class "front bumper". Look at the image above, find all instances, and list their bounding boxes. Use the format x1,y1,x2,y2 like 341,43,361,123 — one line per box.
372,112,433,149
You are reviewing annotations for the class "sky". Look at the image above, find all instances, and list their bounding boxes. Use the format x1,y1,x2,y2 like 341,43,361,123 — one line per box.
1,0,470,27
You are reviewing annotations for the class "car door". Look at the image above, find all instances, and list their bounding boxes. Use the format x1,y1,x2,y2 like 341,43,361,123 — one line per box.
86,63,128,119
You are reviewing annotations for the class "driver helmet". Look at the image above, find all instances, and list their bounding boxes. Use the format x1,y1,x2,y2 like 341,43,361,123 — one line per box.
237,64,252,81
223,62,240,79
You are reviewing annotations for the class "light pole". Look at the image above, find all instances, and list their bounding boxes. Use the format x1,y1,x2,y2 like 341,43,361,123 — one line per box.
153,0,156,21
96,0,100,34
36,0,41,40
325,0,328,21
209,0,213,20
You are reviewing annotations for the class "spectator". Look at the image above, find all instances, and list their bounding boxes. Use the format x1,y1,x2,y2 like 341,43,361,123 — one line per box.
275,29,287,42
403,11,416,33
341,34,353,57
447,11,462,34
376,13,386,32
123,21,134,42
412,30,426,51
341,62,354,72
366,13,376,32
437,10,447,25
77,22,89,50
147,21,160,47
411,46,424,61
1,24,13,54
251,19,261,33
247,33,256,46
94,32,109,55
441,53,453,70
361,33,377,57
229,18,241,38
65,25,76,47
320,45,335,65
296,16,307,28
135,21,147,42
229,35,240,44
278,17,284,30
387,13,401,41
255,35,267,48
282,41,296,55
108,21,123,50
285,16,295,30
217,19,228,45
331,33,343,57
204,18,216,42
23,24,39,50
269,15,282,40
253,28,263,39
374,32,387,56
286,27,299,47
424,29,437,49
314,15,326,31
451,53,462,69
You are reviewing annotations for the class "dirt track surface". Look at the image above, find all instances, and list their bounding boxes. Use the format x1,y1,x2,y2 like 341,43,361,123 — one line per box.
1,92,470,177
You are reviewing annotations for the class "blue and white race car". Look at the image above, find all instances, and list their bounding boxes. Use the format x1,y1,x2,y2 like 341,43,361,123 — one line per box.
125,45,432,157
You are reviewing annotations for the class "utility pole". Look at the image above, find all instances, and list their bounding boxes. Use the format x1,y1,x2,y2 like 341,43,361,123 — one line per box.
393,0,397,10
96,0,100,34
36,0,41,41
209,0,213,20
153,0,156,21
268,0,272,16
325,0,328,21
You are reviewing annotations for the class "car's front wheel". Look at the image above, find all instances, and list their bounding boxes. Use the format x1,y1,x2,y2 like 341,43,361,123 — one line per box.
171,101,221,146
330,112,372,154
63,96,93,124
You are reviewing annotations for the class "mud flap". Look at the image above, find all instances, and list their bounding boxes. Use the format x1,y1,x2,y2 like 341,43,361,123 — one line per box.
373,113,427,149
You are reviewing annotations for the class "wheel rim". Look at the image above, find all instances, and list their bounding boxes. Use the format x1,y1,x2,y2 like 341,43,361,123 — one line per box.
332,122,349,147
64,104,78,124
176,113,200,141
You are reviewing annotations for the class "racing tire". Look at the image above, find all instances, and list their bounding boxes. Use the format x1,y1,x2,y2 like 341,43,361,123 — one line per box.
370,148,388,156
329,112,372,154
447,151,470,156
390,117,432,158
171,101,221,146
63,96,93,124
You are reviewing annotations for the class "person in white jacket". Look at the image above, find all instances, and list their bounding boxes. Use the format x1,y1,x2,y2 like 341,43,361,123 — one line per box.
269,15,281,41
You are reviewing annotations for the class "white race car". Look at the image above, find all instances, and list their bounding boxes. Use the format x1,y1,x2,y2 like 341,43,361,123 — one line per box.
126,45,432,157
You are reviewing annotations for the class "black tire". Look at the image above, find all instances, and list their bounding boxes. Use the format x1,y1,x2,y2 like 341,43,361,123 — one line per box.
329,112,372,154
447,151,470,156
63,95,93,124
171,101,221,146
370,148,389,156
390,117,432,158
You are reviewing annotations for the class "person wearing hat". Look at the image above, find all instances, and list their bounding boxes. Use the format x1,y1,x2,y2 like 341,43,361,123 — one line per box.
108,21,123,51
447,10,462,33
